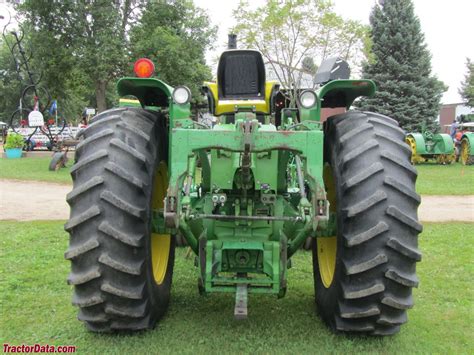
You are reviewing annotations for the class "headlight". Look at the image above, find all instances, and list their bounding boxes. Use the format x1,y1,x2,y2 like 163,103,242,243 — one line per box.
299,90,317,109
172,86,191,105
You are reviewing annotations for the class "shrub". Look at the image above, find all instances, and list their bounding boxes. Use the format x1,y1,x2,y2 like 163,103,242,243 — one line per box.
4,133,25,149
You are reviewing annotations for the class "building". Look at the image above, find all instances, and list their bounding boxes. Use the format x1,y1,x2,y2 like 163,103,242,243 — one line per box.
439,103,472,133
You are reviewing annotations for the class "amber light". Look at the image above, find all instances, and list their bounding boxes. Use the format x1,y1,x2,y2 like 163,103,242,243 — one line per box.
134,58,155,78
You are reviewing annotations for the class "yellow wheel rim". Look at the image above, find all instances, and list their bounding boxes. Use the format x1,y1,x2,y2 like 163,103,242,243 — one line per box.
151,161,171,285
317,164,337,288
405,136,423,164
461,139,469,165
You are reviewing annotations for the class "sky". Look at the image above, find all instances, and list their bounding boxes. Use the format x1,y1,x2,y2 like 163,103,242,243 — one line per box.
194,0,474,104
1,0,473,104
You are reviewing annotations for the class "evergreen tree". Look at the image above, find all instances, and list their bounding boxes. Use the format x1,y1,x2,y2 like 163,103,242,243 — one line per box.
459,58,474,107
357,0,445,132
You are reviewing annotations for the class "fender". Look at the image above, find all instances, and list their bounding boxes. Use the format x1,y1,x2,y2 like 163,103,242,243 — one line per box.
117,77,190,120
406,133,427,154
432,133,455,154
317,80,376,110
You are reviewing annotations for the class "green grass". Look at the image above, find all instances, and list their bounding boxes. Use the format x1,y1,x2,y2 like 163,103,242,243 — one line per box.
0,221,472,354
0,157,71,184
1,156,474,195
415,163,474,195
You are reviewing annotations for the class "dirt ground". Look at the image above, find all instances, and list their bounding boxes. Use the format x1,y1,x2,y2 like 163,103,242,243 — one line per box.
0,179,473,222
0,179,71,221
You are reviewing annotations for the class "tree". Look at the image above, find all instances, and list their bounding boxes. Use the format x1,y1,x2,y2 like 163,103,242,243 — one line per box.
356,0,446,132
233,0,370,106
15,0,215,115
130,0,217,101
0,34,23,123
459,58,474,107
18,0,142,112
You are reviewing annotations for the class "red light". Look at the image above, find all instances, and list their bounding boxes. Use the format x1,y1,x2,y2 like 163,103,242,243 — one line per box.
134,58,155,78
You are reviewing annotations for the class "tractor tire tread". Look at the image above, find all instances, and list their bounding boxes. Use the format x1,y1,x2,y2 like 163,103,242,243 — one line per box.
313,111,421,336
65,107,174,332
66,176,104,203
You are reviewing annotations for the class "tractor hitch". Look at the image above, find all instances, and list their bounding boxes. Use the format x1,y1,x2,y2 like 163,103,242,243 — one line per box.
234,282,248,320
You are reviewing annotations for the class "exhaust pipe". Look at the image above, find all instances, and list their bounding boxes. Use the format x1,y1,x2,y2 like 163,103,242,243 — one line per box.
228,34,237,49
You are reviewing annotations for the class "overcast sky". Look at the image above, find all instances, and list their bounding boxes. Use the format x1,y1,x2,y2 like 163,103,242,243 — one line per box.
195,0,474,104
1,1,472,103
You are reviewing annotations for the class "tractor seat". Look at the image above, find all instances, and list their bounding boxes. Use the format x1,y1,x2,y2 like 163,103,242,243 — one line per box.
203,50,278,116
217,50,266,99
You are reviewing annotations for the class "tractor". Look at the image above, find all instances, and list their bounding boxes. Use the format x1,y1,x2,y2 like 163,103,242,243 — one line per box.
65,38,422,336
405,125,455,165
459,123,474,165
456,114,474,165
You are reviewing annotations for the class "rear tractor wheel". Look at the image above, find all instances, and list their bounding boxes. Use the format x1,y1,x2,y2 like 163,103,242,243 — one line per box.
313,111,422,336
405,136,424,164
65,107,174,332
460,137,474,165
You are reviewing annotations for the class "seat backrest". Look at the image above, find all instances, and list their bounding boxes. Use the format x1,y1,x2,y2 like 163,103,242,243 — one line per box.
217,50,266,100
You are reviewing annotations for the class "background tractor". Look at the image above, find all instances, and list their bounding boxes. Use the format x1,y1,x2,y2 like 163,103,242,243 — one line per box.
65,38,422,336
405,125,455,164
456,114,474,165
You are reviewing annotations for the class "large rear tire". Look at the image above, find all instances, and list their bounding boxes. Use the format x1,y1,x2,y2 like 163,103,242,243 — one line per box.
313,111,422,336
65,107,174,332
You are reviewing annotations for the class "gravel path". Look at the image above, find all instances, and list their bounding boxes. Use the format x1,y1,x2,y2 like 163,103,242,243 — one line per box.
0,179,473,222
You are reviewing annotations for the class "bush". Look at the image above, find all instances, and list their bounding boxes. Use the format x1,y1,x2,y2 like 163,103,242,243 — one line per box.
4,133,24,149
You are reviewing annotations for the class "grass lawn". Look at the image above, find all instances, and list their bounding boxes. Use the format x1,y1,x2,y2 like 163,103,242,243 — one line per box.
415,163,474,195
1,156,474,195
0,157,71,184
0,221,472,354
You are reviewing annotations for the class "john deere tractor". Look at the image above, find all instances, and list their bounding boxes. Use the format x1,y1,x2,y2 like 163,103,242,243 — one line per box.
65,39,422,336
405,125,455,165
457,114,474,165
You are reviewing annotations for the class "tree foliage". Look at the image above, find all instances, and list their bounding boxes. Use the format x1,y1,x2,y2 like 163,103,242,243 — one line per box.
17,0,137,113
130,0,216,101
0,0,216,122
0,34,22,123
356,0,445,132
459,58,473,107
233,0,370,105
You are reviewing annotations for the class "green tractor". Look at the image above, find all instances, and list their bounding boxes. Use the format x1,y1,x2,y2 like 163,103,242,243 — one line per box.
405,125,455,165
457,114,474,165
65,40,422,336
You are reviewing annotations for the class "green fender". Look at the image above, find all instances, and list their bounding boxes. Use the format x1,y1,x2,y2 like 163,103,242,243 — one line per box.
117,77,173,106
461,132,474,154
317,79,376,110
116,77,190,121
407,133,427,154
432,133,455,154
